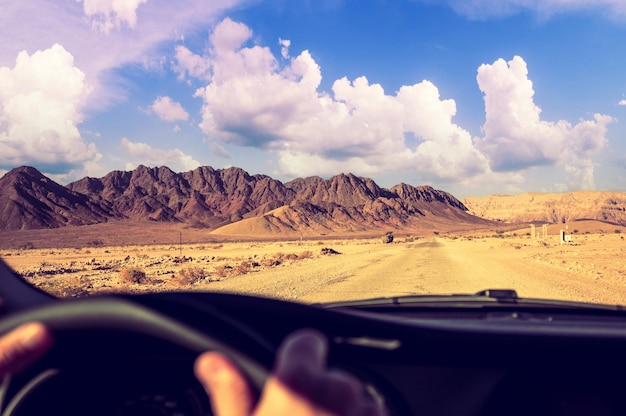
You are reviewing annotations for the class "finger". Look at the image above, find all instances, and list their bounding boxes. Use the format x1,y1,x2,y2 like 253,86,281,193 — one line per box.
194,352,255,416
315,369,362,415
0,322,53,375
273,329,327,395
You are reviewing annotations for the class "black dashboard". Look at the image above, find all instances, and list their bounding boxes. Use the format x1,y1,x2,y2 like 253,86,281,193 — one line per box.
5,292,626,415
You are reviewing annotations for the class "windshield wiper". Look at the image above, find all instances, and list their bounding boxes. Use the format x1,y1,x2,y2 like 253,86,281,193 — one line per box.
320,289,626,313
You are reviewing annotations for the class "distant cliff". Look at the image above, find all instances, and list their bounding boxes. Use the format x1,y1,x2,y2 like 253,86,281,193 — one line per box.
463,191,626,225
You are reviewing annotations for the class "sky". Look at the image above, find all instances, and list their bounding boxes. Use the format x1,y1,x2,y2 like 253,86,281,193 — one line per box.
1,0,626,197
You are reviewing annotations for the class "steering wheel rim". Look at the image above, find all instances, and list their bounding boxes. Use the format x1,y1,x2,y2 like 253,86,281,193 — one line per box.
0,297,270,392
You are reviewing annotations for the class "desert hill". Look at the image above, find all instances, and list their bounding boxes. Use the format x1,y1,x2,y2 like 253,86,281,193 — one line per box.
463,191,626,225
0,166,121,231
0,165,491,234
212,184,486,237
67,165,294,226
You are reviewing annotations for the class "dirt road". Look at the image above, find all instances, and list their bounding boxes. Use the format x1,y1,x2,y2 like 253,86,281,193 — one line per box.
201,237,626,305
5,232,626,305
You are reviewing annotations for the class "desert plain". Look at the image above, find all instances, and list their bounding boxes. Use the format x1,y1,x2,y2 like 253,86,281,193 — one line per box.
1,219,626,306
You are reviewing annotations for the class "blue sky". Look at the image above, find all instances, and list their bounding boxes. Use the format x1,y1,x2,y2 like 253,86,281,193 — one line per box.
1,0,626,197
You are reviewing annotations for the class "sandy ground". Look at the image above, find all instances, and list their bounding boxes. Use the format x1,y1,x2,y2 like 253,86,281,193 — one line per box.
2,224,626,306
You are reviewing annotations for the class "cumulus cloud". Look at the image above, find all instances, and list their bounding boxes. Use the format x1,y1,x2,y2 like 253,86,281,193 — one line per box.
78,0,148,33
186,20,611,189
191,18,489,180
434,0,626,20
618,99,626,106
1,1,251,108
0,44,99,172
475,56,612,189
150,96,189,122
120,137,200,171
173,45,212,81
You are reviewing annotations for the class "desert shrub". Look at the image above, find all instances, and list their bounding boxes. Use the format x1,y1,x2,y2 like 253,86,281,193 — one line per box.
86,239,105,248
260,259,281,267
321,247,341,255
433,231,440,236
298,251,313,260
120,267,148,284
615,229,622,234
283,253,299,261
213,265,232,278
175,266,206,285
573,229,579,234
233,261,253,275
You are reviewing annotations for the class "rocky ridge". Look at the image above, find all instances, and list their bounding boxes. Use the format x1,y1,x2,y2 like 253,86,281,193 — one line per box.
1,165,488,233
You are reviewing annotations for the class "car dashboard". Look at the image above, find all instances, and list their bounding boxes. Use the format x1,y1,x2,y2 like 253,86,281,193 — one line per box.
4,292,626,416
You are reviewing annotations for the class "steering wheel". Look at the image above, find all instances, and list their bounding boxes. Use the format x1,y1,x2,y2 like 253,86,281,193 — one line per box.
0,297,271,414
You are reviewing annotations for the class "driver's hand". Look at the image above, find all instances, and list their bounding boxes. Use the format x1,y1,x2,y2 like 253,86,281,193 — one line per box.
0,323,53,376
195,329,381,416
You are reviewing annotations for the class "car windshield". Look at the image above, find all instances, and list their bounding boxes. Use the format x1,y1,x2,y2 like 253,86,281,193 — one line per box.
0,1,625,306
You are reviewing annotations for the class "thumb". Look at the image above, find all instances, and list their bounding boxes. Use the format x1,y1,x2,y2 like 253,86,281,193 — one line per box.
0,322,53,375
195,352,255,416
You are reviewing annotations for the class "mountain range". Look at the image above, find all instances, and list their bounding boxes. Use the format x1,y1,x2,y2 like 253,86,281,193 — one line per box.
0,165,491,234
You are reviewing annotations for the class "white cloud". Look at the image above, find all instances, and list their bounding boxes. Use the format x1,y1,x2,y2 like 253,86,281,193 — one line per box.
0,44,99,172
120,137,200,171
173,45,212,81
475,56,612,189
279,38,291,59
0,1,251,108
618,99,626,106
193,18,489,180
188,20,611,190
438,0,626,19
78,0,148,34
150,96,189,122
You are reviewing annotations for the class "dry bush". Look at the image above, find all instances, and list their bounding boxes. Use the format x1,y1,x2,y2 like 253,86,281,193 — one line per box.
298,251,313,260
233,261,253,275
213,265,232,278
86,239,105,248
175,266,206,285
260,258,281,267
120,267,148,284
